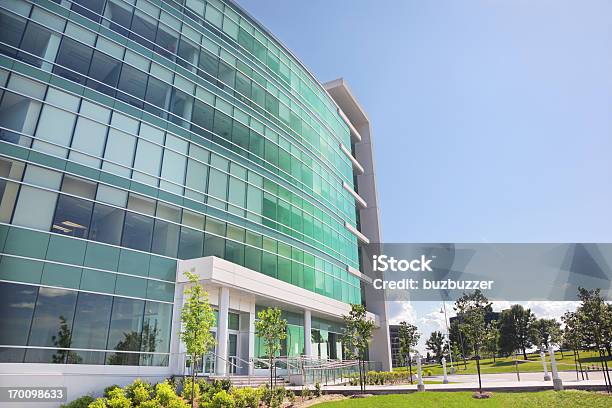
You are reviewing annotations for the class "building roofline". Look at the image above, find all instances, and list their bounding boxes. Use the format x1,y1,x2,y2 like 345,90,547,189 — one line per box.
226,0,342,114
323,77,371,127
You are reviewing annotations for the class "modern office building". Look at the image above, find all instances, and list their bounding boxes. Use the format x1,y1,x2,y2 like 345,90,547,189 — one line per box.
0,0,390,399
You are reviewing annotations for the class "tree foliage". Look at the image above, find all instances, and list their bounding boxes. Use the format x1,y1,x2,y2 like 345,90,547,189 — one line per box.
425,331,447,363
398,321,420,383
179,272,216,407
498,304,535,359
255,307,287,389
342,304,375,392
530,318,562,349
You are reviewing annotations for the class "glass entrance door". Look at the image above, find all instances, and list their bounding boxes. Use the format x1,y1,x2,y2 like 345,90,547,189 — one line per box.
228,333,237,374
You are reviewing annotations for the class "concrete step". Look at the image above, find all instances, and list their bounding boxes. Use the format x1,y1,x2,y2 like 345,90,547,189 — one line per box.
206,375,289,387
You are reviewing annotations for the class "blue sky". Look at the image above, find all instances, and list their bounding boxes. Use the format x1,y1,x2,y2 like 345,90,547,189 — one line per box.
236,0,612,352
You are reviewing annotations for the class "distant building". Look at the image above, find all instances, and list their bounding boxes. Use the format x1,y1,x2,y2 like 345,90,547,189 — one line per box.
389,324,403,368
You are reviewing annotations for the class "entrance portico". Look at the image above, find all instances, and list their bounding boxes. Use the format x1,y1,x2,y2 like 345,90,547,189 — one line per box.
170,256,379,377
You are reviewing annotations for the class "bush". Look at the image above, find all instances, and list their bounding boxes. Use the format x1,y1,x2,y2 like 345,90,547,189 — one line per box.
152,380,190,408
137,400,162,408
285,389,295,404
261,386,285,408
314,382,322,397
105,387,131,408
60,395,94,408
124,379,153,405
425,369,433,377
88,398,107,408
181,377,201,403
213,378,233,392
232,386,261,408
103,385,120,398
209,389,235,408
300,386,311,399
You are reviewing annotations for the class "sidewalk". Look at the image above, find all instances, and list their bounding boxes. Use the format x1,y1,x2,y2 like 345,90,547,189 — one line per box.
292,371,609,394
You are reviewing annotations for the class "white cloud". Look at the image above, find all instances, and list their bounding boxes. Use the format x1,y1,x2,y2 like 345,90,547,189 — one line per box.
418,305,450,333
388,302,417,325
524,301,579,321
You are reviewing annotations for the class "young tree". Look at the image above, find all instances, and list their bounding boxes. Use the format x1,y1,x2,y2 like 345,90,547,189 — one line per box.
180,272,216,408
575,288,612,392
398,321,420,383
498,304,535,359
342,304,374,393
255,307,287,389
484,320,500,362
425,331,447,364
449,319,470,369
454,290,491,394
562,311,585,381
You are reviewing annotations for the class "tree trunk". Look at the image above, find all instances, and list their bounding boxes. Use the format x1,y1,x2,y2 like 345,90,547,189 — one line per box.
191,353,196,408
597,348,611,393
572,349,578,381
475,351,482,394
577,349,585,380
357,357,363,393
408,355,413,384
270,355,273,390
522,346,528,360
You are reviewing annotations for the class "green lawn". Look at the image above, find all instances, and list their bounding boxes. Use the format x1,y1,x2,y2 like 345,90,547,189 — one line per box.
394,350,610,376
313,391,611,407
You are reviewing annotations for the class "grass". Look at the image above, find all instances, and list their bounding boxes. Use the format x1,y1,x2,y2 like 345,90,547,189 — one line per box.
395,350,611,376
313,390,612,407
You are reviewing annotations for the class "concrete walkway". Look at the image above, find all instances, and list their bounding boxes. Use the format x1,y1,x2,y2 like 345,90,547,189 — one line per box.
296,371,609,394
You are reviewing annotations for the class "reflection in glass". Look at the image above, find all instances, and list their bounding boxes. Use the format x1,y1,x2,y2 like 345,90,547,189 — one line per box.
71,292,112,349
0,282,38,346
28,287,77,353
122,212,154,252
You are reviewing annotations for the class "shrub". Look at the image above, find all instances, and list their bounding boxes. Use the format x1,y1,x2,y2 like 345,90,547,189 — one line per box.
261,386,285,408
60,395,94,408
138,400,162,408
88,398,107,408
232,386,261,408
181,377,201,403
425,369,433,377
300,386,311,400
285,389,295,404
314,382,322,397
155,380,186,407
103,385,120,398
213,378,233,392
105,387,131,408
125,379,153,405
209,390,235,408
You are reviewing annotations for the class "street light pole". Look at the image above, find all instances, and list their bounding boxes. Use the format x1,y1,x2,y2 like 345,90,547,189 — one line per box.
441,301,455,374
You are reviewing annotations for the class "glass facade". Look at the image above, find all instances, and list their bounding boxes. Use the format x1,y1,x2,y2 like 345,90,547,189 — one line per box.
0,0,363,366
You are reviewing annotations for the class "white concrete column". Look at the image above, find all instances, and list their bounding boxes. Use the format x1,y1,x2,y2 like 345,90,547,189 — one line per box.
216,287,230,375
304,309,312,358
248,310,255,375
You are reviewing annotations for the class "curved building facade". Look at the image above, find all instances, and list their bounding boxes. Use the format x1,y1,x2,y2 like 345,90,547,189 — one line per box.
0,0,390,396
